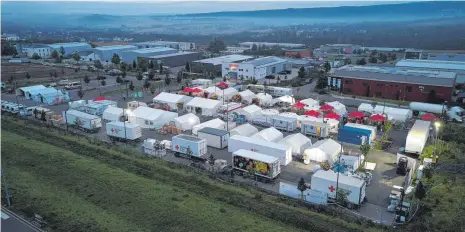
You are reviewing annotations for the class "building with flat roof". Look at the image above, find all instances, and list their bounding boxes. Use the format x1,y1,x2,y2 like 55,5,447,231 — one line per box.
93,45,138,62
222,56,291,81
330,65,456,103
133,41,195,51
141,51,203,67
224,46,247,54
1,33,19,41
284,48,312,58
426,53,465,62
239,42,305,49
191,55,254,76
121,47,177,64
48,42,92,56
16,44,52,58
396,59,465,83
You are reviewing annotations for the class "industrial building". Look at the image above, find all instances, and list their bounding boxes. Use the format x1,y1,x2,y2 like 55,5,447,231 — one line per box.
141,51,203,67
133,41,195,51
191,55,254,76
48,42,92,56
284,48,312,58
330,65,456,103
16,44,51,58
313,44,361,57
92,45,138,63
122,47,178,64
222,56,291,80
224,46,247,54
426,53,465,62
1,33,19,41
239,42,305,49
396,59,465,83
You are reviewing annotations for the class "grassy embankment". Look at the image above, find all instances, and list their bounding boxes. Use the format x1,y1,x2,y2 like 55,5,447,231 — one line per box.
1,117,383,232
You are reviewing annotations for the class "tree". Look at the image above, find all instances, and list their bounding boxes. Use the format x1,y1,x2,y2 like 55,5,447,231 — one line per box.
51,50,59,59
251,44,258,51
143,79,150,89
208,154,216,167
33,108,38,119
90,43,97,48
360,143,371,166
324,61,331,73
75,68,79,73
176,72,182,83
111,54,121,66
83,75,90,85
207,38,227,53
415,181,426,200
369,56,378,64
116,76,123,84
25,72,31,80
31,53,41,60
150,86,156,95
101,80,106,87
149,60,154,69
132,60,137,69
1,42,18,56
379,53,388,63
136,72,143,82
7,75,14,84
59,46,65,57
129,81,135,91
185,62,191,72
94,60,103,69
423,167,434,179
72,52,80,63
295,53,301,58
148,72,155,81
190,43,194,50
297,177,307,199
357,58,367,65
159,63,163,74
284,75,288,80
165,76,171,85
251,77,258,84
121,71,127,79
165,72,169,79
77,88,85,99
40,110,47,121
298,67,306,79
277,76,281,83
120,62,127,71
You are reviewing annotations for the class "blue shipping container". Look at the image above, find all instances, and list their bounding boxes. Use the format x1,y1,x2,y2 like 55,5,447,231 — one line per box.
337,126,372,145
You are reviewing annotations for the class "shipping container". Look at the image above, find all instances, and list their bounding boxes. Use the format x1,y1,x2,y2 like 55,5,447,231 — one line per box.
228,135,292,166
62,110,102,133
337,126,371,145
344,123,377,142
301,121,330,138
271,115,297,132
197,127,229,149
405,120,431,154
232,149,280,179
106,121,142,141
171,134,207,159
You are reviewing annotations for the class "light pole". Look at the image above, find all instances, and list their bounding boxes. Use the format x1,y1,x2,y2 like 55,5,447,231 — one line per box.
1,168,12,208
433,121,441,167
335,144,342,203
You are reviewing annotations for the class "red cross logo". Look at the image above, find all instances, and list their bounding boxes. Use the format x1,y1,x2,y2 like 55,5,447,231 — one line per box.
328,185,335,192
175,145,179,150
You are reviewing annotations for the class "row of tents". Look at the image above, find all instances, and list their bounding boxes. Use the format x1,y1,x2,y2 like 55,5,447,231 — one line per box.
16,85,70,105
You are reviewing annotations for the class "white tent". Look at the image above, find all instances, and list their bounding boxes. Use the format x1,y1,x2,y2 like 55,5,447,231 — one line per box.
128,106,178,129
185,97,221,116
255,93,273,106
301,98,319,109
358,103,374,114
102,107,126,122
153,92,193,111
240,104,262,120
279,112,301,127
229,123,259,137
174,113,200,131
279,133,312,155
236,90,256,104
386,108,412,122
251,109,279,125
327,101,347,116
303,139,342,165
191,79,212,88
192,118,226,135
252,127,283,142
205,86,238,102
272,95,295,105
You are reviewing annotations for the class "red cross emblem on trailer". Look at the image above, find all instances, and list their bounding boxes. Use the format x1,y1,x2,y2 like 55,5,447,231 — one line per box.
328,185,335,192
175,145,179,150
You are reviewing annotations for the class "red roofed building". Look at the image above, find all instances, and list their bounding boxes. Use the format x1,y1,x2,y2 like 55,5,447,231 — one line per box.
284,48,312,58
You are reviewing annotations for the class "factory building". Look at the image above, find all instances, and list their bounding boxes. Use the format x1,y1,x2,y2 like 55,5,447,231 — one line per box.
92,45,138,63
396,59,465,83
141,51,203,68
239,42,305,49
121,47,177,64
48,42,92,56
16,44,52,58
222,56,291,80
191,55,254,76
133,41,195,51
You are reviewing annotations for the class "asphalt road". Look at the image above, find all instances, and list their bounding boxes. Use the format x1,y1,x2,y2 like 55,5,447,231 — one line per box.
1,207,43,232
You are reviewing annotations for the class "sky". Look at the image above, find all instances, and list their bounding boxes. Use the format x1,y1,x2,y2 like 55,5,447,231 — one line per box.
1,1,427,15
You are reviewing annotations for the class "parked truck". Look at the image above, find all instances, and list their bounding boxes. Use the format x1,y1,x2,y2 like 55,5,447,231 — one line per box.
311,170,366,209
228,135,292,166
271,115,297,132
197,127,229,149
171,134,208,161
62,109,102,133
409,102,463,122
300,121,330,138
232,149,281,180
106,121,142,142
405,120,431,155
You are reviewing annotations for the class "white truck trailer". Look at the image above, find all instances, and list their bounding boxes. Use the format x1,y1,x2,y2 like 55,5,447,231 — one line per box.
106,121,142,142
409,102,462,122
62,109,102,133
232,149,281,180
271,115,297,132
228,135,292,166
301,121,330,138
197,127,229,149
171,134,208,161
311,170,366,209
405,120,431,155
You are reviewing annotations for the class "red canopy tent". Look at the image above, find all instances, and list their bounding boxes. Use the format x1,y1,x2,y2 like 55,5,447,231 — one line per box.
369,114,386,122
348,111,365,119
192,88,203,93
292,102,307,109
183,87,193,93
324,112,340,120
217,82,229,89
304,110,320,117
93,96,107,101
320,104,334,111
420,113,438,121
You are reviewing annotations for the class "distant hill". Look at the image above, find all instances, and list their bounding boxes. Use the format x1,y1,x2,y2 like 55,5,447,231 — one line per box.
177,1,465,18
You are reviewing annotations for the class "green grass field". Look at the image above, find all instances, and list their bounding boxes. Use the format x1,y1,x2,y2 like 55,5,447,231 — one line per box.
1,117,381,232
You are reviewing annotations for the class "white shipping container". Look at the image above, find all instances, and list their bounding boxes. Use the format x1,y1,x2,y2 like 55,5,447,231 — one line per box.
311,170,366,206
197,127,229,149
271,115,297,132
62,109,102,132
279,182,328,205
171,134,207,157
228,135,292,166
106,121,142,140
405,120,431,154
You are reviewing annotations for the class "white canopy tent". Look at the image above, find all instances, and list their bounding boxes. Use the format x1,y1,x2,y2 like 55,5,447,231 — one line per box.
358,103,374,114
128,106,178,129
279,133,312,155
174,113,200,131
303,139,342,165
236,90,257,104
192,118,226,135
153,92,192,111
255,93,273,106
271,95,295,105
229,123,259,137
204,86,238,102
240,104,262,120
185,97,221,116
252,127,283,142
102,107,126,122
327,101,347,116
301,98,319,109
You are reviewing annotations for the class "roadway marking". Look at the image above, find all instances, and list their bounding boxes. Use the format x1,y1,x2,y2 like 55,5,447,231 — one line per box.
1,211,10,219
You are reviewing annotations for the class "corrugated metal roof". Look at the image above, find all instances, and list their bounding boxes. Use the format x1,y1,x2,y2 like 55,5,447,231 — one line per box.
127,47,176,54
198,127,228,136
243,56,287,67
193,55,253,65
396,59,465,71
94,45,137,51
48,42,91,49
18,85,46,92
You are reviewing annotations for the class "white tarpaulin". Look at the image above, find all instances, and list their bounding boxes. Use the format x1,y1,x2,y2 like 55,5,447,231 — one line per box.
358,103,374,114
300,98,319,108
328,101,347,116
205,86,238,101
303,139,342,165
185,97,221,116
255,93,273,106
237,90,256,104
272,95,295,105
128,106,178,129
279,133,312,155
229,123,259,137
102,107,125,122
153,92,193,111
252,127,283,142
240,104,262,120
192,118,226,135
174,113,200,131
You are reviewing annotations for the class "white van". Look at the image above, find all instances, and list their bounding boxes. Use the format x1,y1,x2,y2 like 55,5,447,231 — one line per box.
64,82,82,90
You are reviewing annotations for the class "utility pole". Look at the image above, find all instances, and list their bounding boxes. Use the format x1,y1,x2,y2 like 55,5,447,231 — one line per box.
1,169,12,208
335,145,342,203
123,108,127,146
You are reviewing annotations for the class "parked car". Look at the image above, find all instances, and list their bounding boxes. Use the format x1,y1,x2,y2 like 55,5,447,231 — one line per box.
97,76,107,80
64,82,82,90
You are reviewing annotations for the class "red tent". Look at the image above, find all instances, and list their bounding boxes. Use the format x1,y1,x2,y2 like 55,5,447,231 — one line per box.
292,101,307,109
324,112,340,120
304,110,320,117
93,96,107,101
369,114,386,122
183,87,193,93
348,111,365,119
420,113,438,121
217,82,229,89
192,88,203,93
320,104,334,111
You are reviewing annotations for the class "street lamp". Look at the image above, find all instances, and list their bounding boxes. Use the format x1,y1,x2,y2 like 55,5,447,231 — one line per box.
433,121,441,167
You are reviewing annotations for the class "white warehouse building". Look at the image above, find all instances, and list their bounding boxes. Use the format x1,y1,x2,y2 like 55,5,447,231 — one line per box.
93,45,138,63
48,42,92,56
222,56,291,80
16,44,52,58
133,41,195,51
122,47,178,64
239,42,305,49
